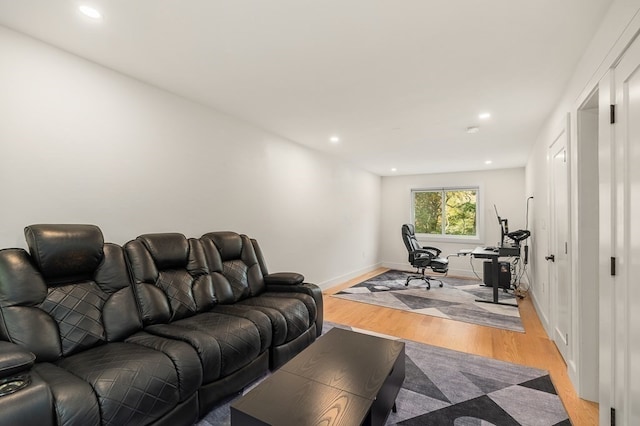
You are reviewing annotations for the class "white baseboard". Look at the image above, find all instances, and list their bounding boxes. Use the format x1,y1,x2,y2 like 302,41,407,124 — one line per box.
530,289,550,333
380,261,414,272
319,263,382,291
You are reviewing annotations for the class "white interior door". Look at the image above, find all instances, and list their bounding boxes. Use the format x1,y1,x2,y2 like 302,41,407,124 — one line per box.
598,70,615,425
549,128,571,363
612,32,640,426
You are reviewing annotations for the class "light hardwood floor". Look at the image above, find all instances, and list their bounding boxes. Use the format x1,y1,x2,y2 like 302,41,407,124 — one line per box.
323,267,598,426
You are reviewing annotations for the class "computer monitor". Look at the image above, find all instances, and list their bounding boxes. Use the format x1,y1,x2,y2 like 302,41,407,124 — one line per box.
494,205,531,247
494,204,508,246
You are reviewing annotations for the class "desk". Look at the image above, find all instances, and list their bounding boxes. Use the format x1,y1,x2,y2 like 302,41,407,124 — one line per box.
470,247,518,307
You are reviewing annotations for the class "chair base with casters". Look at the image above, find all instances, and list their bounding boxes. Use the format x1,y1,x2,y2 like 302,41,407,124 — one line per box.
405,267,444,289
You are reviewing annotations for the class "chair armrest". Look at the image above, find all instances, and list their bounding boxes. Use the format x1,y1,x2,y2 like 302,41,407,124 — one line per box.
264,272,304,286
420,246,442,256
414,249,435,258
0,342,35,380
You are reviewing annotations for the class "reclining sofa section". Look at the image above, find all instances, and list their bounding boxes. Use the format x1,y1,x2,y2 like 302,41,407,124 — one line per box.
0,224,323,426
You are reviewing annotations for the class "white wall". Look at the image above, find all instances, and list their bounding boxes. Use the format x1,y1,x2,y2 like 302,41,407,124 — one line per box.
524,0,640,408
379,168,526,278
0,26,381,288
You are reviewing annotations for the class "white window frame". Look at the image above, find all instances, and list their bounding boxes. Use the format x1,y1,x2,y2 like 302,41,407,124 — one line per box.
410,186,483,244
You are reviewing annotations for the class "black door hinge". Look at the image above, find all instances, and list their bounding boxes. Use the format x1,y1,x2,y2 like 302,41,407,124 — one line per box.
611,105,616,124
611,257,616,276
611,407,616,425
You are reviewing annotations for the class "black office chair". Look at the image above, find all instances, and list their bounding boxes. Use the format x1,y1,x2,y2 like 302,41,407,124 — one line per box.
401,224,449,289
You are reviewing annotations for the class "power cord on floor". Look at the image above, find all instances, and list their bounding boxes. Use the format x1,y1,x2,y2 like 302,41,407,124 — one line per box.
469,255,483,281
450,251,526,299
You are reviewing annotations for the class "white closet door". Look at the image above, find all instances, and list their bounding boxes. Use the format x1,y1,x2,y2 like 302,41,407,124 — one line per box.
549,127,570,363
613,33,640,426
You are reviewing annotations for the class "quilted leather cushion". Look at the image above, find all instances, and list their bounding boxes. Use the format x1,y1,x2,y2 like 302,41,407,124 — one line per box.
221,260,251,301
56,342,179,426
125,331,202,402
173,313,262,377
40,281,108,357
33,363,101,426
156,269,198,320
262,292,318,326
210,305,273,351
237,295,311,343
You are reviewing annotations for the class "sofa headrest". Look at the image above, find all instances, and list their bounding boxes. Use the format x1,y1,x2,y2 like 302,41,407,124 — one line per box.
24,224,104,282
0,248,48,307
137,233,189,270
201,232,242,261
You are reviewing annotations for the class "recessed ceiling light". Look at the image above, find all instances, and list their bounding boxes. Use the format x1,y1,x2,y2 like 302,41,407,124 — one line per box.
479,112,491,120
391,167,397,172
485,160,493,165
329,136,340,143
466,126,480,134
79,5,102,19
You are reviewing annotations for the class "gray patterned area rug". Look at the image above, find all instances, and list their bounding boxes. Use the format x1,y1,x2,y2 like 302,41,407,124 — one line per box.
332,269,524,332
197,323,570,425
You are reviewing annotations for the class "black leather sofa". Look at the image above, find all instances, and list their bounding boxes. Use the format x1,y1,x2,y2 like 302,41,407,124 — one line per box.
0,224,322,426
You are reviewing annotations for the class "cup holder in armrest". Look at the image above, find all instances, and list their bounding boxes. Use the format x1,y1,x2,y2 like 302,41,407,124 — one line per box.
0,374,31,397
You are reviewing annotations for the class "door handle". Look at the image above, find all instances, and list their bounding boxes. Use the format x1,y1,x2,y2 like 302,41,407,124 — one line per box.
545,254,555,262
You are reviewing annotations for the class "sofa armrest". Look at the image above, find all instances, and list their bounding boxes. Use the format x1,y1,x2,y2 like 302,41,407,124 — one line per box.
0,367,53,426
264,272,304,286
0,341,35,380
265,282,324,337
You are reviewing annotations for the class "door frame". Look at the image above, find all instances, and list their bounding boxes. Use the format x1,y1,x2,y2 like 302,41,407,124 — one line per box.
571,88,600,401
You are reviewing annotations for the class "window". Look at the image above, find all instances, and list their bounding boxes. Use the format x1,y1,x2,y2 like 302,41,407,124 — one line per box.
412,187,479,239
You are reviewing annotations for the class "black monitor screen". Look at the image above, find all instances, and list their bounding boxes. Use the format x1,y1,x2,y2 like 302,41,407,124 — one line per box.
494,204,507,245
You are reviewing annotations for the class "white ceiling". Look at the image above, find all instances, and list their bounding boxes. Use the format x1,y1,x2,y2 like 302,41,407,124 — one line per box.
0,0,612,176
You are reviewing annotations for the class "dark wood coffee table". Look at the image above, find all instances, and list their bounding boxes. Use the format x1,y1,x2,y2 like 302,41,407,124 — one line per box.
231,327,405,426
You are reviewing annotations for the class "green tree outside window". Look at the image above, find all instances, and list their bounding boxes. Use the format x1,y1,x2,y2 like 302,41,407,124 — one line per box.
413,188,477,237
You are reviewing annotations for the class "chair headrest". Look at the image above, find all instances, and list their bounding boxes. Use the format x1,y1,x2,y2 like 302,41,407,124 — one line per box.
402,223,415,236
24,224,104,282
